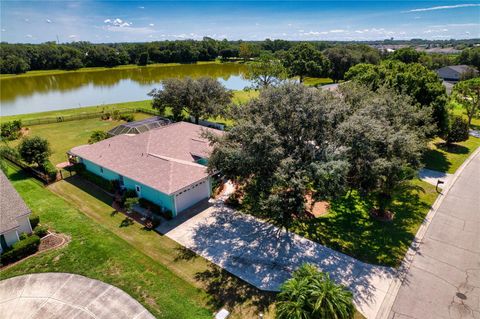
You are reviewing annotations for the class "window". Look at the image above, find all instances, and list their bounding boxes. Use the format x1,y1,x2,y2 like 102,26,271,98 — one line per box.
135,185,141,192
100,167,104,173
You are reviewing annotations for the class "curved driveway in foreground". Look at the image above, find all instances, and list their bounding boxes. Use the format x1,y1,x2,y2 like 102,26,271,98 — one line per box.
0,273,155,319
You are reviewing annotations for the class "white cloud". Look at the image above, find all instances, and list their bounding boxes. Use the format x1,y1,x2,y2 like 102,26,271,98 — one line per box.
354,30,364,34
406,3,480,12
329,29,345,33
149,23,154,27
1,28,5,32
68,34,77,38
45,19,52,23
104,18,132,28
139,6,145,9
24,18,30,23
26,34,33,38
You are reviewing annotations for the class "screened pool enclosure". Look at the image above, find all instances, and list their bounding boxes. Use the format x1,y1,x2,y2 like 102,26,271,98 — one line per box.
108,117,172,136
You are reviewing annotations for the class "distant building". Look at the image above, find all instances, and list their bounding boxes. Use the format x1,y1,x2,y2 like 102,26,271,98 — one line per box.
436,65,478,83
0,170,32,253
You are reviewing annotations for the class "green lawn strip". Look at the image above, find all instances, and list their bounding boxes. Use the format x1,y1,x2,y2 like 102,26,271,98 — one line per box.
290,179,438,267
0,163,212,319
450,101,480,130
423,136,480,174
0,61,220,79
5,114,151,165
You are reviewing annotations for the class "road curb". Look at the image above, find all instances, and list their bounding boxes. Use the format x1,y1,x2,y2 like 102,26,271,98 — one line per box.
375,146,480,319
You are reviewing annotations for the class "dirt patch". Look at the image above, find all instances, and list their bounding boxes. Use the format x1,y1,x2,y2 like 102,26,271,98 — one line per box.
20,127,30,137
305,194,330,217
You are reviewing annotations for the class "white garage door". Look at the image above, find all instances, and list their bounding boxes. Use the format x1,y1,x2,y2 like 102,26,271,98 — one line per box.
175,179,210,214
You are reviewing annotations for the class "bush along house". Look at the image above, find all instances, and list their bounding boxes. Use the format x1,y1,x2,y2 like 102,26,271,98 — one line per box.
68,122,222,217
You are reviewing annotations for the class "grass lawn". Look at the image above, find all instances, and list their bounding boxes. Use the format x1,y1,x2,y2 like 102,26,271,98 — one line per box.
0,163,212,319
422,136,480,174
303,77,334,86
290,179,438,267
5,113,151,165
450,101,480,130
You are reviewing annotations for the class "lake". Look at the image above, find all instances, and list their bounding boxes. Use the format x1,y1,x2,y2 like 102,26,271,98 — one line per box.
0,63,250,116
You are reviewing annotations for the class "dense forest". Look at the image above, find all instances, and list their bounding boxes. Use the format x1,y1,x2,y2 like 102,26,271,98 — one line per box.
1,38,479,74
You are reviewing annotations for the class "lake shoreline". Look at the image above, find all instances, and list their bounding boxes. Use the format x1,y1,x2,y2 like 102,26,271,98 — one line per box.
0,60,229,79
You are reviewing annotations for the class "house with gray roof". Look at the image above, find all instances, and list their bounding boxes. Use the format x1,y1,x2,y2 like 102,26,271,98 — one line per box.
436,65,478,83
0,170,32,253
69,122,223,216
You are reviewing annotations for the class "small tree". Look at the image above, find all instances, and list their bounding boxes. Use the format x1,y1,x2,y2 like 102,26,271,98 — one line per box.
247,54,287,88
276,264,355,319
18,136,51,169
0,120,22,140
442,116,470,145
88,131,108,144
451,78,480,127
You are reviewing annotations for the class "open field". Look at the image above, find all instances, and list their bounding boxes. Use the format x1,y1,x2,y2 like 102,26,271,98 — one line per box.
423,136,480,174
0,61,222,79
0,163,213,319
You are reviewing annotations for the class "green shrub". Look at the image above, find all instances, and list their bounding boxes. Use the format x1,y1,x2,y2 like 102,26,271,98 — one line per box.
88,131,108,144
138,197,163,215
34,225,49,238
18,232,28,240
78,169,114,192
43,160,58,181
101,112,111,120
442,116,470,144
29,214,40,229
1,235,41,265
112,110,121,121
0,145,20,160
120,114,135,122
123,189,138,200
124,197,139,212
0,120,22,141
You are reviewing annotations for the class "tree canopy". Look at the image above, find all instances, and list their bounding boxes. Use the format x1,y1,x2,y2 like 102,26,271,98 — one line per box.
345,60,449,135
388,47,424,64
324,45,380,82
149,76,232,124
282,43,331,83
246,54,287,88
18,136,52,169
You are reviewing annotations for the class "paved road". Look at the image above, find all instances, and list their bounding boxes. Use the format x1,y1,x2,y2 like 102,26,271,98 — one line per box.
0,273,155,319
161,202,395,319
388,150,480,319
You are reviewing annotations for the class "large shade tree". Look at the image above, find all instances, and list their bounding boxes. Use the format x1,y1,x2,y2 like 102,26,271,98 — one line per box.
345,60,449,135
276,263,355,319
18,136,52,170
324,45,380,82
207,83,349,230
149,76,232,124
336,83,433,217
282,43,331,83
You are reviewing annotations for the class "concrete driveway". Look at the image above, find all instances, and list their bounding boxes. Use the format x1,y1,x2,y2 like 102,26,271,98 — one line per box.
387,149,480,319
161,202,395,319
0,273,154,319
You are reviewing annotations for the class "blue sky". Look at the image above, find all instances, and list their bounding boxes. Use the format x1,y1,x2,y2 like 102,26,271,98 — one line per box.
1,1,479,43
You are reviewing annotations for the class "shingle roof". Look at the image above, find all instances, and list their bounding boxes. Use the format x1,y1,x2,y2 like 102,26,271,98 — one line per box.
0,170,31,234
71,122,223,195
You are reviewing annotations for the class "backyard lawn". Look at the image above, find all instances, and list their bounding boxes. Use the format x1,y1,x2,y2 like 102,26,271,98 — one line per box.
1,163,276,319
5,113,151,165
291,179,438,267
422,136,480,174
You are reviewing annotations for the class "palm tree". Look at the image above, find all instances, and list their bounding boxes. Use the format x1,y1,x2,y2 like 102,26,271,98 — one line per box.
276,264,355,319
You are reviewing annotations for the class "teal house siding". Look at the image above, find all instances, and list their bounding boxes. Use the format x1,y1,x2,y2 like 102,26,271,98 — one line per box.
81,158,120,181
79,156,176,215
122,176,176,214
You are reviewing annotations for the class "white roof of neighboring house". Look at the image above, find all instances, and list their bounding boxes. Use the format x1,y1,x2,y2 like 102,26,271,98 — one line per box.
70,122,223,195
0,170,31,234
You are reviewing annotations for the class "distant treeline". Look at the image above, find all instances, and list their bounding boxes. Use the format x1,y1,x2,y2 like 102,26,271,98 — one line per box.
1,37,479,75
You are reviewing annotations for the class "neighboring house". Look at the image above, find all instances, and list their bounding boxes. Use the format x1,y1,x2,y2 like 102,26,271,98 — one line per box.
69,122,223,217
0,170,33,253
436,65,478,82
